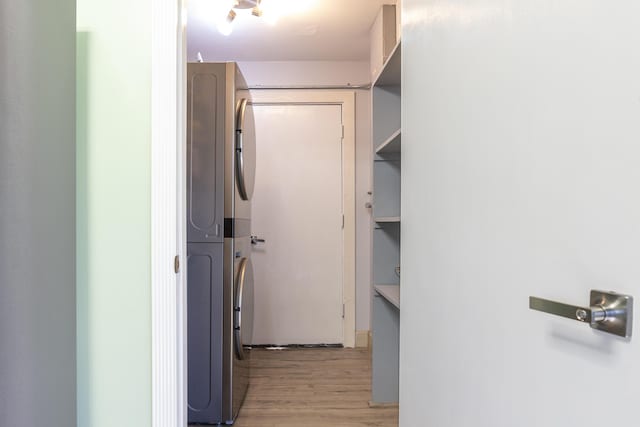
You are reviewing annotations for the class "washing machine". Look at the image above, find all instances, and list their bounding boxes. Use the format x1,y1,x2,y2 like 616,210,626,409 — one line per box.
187,62,256,424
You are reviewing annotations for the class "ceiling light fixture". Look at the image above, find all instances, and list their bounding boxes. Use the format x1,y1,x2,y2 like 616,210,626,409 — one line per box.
217,8,236,36
215,0,316,36
217,0,263,35
235,0,264,16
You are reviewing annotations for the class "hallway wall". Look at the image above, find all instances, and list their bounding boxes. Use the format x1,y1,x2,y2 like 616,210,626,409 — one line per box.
76,1,152,425
0,1,76,426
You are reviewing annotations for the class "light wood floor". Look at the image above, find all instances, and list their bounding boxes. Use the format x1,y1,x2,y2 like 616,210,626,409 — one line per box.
234,347,399,427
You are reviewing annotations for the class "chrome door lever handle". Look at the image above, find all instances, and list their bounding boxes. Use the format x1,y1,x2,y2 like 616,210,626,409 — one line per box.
529,298,603,324
250,235,265,245
529,290,633,338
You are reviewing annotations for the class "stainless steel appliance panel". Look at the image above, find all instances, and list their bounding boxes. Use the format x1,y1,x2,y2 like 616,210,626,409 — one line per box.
224,65,255,221
234,257,255,360
187,243,224,423
187,63,226,243
235,98,256,202
187,62,254,425
226,235,253,421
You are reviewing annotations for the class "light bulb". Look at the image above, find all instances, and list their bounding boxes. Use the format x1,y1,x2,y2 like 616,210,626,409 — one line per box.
217,20,234,36
217,8,236,35
210,0,237,34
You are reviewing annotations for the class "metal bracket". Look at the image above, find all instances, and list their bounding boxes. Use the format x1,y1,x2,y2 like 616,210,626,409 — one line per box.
529,290,633,338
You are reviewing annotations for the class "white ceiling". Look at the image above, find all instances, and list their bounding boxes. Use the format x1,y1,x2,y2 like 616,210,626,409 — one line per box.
187,0,395,62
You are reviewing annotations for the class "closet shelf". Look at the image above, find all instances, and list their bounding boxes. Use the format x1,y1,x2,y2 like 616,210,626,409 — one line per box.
375,216,400,223
374,284,400,309
375,129,401,155
373,40,402,87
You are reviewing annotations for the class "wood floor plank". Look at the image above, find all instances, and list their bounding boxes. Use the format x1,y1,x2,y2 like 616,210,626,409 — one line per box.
233,348,398,427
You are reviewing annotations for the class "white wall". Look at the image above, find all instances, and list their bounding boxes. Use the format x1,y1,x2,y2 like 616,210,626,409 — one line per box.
0,1,76,425
400,0,640,426
237,61,374,332
238,61,370,87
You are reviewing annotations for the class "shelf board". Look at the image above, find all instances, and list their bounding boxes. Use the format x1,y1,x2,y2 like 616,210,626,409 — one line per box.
373,40,401,87
375,129,401,155
374,284,400,309
375,216,400,223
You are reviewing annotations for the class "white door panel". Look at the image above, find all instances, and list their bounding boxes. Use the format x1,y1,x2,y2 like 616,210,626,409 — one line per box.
401,0,640,425
251,104,344,345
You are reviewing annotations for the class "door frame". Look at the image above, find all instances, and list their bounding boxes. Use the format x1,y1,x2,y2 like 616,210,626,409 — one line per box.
150,0,187,426
149,2,356,425
247,89,357,347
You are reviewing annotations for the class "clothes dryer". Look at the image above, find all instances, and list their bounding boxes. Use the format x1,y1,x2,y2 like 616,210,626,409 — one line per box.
187,62,256,424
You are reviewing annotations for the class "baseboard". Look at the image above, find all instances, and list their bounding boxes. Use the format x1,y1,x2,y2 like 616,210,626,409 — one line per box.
368,401,399,408
355,330,370,348
251,343,342,349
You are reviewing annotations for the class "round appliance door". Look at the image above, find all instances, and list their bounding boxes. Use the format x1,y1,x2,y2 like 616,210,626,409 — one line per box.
233,257,255,360
235,98,256,201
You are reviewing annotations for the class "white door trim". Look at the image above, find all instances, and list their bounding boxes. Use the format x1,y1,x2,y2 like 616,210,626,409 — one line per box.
150,1,187,426
248,90,357,348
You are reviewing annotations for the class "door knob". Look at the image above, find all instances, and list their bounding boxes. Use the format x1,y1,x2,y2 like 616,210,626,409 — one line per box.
529,290,633,338
250,235,265,245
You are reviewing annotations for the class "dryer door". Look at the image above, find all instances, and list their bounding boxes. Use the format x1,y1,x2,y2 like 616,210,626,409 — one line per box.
234,257,255,360
235,98,256,201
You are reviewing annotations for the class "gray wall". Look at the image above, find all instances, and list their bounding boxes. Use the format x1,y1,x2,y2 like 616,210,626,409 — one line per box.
0,1,76,426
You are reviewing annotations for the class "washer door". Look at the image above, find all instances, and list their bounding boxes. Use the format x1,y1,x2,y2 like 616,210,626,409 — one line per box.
235,98,256,201
234,257,255,360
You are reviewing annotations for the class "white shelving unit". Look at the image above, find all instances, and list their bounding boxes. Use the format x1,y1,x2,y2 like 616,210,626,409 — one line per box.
371,39,401,405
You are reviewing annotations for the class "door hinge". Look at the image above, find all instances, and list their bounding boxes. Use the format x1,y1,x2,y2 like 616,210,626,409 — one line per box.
342,304,345,318
174,255,180,274
341,124,345,139
342,215,345,229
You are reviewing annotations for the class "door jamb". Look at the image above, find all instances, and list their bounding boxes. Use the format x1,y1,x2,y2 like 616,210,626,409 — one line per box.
247,89,357,348
150,0,187,426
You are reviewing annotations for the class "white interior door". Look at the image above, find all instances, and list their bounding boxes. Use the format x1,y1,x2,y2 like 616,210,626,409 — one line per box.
251,102,344,345
401,0,640,426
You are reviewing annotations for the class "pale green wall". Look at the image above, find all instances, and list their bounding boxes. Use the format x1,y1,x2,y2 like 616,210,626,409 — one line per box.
76,1,152,426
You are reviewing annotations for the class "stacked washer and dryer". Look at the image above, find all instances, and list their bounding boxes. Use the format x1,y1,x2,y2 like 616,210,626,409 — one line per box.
186,62,256,425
